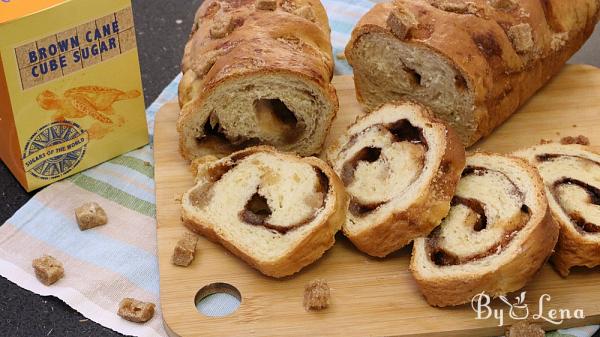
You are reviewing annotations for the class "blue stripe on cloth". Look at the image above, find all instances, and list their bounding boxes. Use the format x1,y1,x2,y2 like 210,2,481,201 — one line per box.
7,198,158,293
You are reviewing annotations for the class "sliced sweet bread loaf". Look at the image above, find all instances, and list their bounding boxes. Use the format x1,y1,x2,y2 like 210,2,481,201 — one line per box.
410,153,559,307
326,101,465,257
514,142,600,277
345,0,599,146
181,146,347,277
178,0,338,159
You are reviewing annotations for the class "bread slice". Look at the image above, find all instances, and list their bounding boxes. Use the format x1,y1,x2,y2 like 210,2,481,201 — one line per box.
410,153,558,307
326,101,465,257
345,0,600,146
181,146,347,277
178,0,339,159
514,143,600,277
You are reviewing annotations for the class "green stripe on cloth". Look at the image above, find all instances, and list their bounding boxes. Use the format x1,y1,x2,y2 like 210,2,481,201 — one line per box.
109,155,154,178
68,174,155,217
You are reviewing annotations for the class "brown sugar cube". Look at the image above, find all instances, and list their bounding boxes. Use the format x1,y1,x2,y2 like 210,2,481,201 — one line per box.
488,0,517,11
77,20,97,45
172,232,199,267
32,255,64,286
431,0,479,15
62,49,83,76
561,135,590,145
386,7,417,40
118,28,138,52
294,5,316,22
256,0,277,11
56,27,78,53
210,13,234,39
20,65,44,90
96,14,117,35
505,321,545,337
15,42,37,69
75,202,108,230
115,7,135,31
118,298,155,323
508,23,533,53
100,36,121,61
80,42,102,68
303,279,330,311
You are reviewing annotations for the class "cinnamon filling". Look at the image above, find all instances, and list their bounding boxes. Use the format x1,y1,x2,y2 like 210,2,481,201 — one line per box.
426,166,532,266
196,116,259,154
553,178,600,233
537,154,600,234
341,119,427,217
238,168,330,234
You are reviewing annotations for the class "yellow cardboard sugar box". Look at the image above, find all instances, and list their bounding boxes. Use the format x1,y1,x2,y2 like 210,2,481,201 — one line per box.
0,0,149,191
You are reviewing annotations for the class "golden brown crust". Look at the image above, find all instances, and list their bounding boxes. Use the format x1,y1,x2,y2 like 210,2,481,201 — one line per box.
177,0,338,160
346,0,600,146
410,154,559,307
552,223,600,277
182,146,348,278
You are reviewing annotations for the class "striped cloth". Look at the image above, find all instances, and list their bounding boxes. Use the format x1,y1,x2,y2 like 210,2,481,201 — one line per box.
0,1,597,337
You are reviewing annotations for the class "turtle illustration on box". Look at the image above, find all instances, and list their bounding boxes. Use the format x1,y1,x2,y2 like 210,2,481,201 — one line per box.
36,86,141,139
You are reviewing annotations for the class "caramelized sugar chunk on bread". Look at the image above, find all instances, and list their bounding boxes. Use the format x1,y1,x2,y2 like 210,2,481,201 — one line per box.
181,146,347,277
326,101,465,257
411,153,558,307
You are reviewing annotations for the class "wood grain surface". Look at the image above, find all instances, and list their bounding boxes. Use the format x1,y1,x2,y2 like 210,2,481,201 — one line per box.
155,64,600,337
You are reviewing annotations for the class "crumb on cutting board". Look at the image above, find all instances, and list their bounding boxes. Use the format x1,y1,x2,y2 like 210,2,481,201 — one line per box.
560,135,590,145
172,232,199,267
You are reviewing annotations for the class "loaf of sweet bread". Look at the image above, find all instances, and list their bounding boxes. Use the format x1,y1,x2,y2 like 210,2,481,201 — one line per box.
178,0,338,160
411,153,558,307
514,142,600,277
326,101,465,257
181,146,347,277
345,0,600,146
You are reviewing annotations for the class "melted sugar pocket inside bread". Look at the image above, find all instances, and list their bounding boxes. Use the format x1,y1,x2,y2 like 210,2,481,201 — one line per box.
537,154,600,234
350,32,475,144
428,167,531,265
183,75,334,157
187,152,330,258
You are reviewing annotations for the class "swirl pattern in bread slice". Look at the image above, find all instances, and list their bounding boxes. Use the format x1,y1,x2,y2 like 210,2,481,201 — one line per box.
410,153,558,307
514,143,600,277
181,146,347,277
326,101,465,257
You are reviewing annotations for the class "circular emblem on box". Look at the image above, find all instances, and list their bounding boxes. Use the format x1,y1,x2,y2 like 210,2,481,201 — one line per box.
22,121,89,180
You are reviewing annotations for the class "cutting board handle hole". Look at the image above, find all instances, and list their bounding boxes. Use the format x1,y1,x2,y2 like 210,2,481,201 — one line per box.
194,282,242,317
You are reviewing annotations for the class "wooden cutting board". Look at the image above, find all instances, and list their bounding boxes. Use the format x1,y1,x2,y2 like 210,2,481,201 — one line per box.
155,64,600,337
